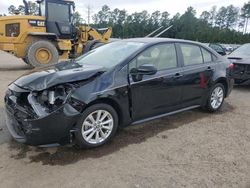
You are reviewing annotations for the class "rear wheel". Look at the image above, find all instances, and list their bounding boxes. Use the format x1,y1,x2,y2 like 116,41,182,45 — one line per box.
26,40,59,67
74,104,118,149
205,83,225,112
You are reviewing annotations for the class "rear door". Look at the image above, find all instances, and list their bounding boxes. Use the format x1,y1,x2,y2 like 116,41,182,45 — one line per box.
177,43,216,107
129,43,183,121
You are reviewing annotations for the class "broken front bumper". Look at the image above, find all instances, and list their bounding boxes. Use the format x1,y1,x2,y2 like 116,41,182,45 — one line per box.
5,87,82,146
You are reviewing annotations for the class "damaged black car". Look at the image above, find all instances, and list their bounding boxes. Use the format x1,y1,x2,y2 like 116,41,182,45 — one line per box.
5,38,234,148
227,43,250,85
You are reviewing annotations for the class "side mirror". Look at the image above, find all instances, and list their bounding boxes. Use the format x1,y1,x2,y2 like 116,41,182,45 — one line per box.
136,64,157,75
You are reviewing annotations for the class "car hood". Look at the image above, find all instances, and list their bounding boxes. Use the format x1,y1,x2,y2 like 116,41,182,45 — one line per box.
13,61,106,91
227,55,250,65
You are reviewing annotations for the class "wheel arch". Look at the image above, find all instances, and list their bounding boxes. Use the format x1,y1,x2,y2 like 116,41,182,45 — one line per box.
214,77,228,97
85,98,124,126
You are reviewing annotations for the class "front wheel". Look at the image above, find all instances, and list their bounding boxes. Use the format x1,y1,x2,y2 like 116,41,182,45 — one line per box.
205,83,225,112
74,104,118,149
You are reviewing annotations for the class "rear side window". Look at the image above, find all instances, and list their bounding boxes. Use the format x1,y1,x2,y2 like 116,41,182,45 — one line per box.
180,44,203,66
201,48,212,63
130,43,178,71
6,23,20,37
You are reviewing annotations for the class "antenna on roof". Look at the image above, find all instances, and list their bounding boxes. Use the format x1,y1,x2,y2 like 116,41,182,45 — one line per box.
154,25,173,38
145,26,163,37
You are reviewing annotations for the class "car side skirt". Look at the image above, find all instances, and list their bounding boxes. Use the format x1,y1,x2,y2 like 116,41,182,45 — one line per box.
132,105,200,125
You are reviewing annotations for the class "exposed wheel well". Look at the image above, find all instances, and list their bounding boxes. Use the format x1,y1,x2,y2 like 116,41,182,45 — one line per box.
85,98,123,126
215,78,228,97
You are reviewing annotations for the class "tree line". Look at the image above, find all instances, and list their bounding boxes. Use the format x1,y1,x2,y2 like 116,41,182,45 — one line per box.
3,1,250,44
92,2,250,44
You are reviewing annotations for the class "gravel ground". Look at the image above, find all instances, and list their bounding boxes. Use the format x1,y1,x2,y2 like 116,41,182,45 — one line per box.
0,51,250,188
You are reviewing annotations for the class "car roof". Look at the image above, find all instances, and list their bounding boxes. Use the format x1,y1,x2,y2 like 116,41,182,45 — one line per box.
122,37,202,45
121,38,216,54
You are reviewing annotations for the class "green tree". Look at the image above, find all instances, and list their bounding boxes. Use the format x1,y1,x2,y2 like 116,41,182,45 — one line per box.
8,1,39,15
8,5,18,15
209,6,217,26
241,1,250,33
215,5,239,29
92,5,111,27
215,7,228,28
175,7,197,40
225,5,239,29
73,12,84,26
91,3,250,43
200,11,211,23
160,11,170,27
27,1,39,15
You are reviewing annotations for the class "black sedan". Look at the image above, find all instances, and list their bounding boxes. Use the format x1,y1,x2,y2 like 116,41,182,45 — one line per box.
227,43,250,85
5,38,234,148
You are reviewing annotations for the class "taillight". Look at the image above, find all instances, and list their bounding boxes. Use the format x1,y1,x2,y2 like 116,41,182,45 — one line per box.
229,63,235,70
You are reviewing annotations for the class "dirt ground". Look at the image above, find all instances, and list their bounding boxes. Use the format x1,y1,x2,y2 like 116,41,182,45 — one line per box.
0,51,250,188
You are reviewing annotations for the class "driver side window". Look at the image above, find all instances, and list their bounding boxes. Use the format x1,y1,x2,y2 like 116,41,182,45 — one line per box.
129,43,177,72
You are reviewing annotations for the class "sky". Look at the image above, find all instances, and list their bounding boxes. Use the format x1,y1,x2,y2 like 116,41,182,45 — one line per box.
0,0,249,31
0,0,247,16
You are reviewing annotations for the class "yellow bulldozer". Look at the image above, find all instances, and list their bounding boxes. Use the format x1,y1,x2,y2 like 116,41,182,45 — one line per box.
0,0,112,67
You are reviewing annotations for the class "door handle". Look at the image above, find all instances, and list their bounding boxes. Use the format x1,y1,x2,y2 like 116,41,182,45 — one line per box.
173,73,183,79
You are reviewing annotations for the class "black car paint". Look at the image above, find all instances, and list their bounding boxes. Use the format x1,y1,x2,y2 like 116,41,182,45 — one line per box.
14,62,106,91
5,38,234,146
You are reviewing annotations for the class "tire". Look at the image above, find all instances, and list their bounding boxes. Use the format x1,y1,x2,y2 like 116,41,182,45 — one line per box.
74,103,118,149
26,40,59,68
205,83,225,112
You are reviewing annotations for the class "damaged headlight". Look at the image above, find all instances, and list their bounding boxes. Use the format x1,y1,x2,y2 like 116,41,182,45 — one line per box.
28,84,75,117
40,85,70,106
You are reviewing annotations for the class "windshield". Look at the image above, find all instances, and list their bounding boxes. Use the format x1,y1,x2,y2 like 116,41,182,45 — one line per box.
76,41,145,69
47,2,70,22
230,44,250,57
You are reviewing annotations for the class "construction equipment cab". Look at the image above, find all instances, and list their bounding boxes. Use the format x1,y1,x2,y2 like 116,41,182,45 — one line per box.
0,0,112,67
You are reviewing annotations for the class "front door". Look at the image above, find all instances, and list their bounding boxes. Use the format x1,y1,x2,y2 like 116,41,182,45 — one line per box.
129,43,183,121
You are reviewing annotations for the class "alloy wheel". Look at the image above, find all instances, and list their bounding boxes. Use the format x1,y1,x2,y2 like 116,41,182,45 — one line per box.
210,86,224,110
81,110,114,144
